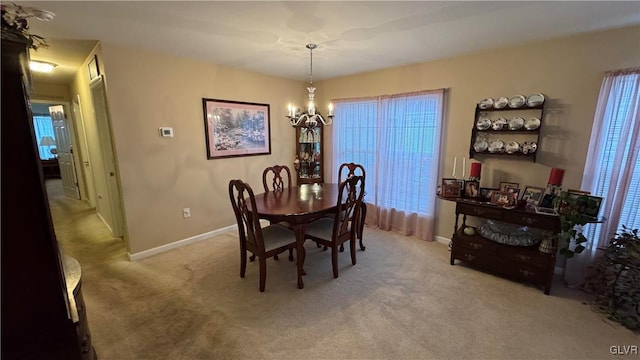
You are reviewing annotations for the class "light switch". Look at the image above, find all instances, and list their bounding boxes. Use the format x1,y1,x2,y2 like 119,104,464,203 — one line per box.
159,127,174,137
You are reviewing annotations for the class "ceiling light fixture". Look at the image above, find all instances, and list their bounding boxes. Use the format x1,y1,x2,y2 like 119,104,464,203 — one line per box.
29,60,57,73
286,44,333,128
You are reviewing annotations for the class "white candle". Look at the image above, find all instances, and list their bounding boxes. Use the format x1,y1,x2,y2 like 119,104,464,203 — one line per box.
328,103,334,116
452,156,457,177
462,157,466,178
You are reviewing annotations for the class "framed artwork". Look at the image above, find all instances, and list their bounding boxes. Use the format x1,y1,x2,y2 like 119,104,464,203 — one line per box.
499,182,519,192
534,206,559,216
88,55,100,80
464,180,479,198
583,196,603,219
568,189,591,195
479,187,498,202
202,98,271,159
491,191,513,206
442,178,461,198
521,186,545,205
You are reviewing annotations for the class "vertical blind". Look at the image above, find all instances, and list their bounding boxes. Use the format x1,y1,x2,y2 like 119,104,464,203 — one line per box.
33,114,56,160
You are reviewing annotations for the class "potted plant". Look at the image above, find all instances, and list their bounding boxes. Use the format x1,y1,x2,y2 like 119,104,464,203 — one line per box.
553,191,593,258
583,226,640,333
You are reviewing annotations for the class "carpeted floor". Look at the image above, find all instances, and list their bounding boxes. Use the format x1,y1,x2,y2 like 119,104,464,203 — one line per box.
46,180,638,360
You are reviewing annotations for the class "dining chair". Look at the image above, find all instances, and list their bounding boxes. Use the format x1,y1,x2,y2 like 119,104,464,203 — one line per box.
338,162,367,251
228,179,298,292
262,164,292,192
304,175,365,278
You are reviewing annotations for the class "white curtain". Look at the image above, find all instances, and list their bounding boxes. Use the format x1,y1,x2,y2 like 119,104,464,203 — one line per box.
565,68,640,285
330,89,445,241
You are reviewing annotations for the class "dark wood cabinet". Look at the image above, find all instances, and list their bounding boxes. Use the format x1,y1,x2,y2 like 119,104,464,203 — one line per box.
42,158,62,179
294,125,324,185
449,200,560,294
1,35,94,359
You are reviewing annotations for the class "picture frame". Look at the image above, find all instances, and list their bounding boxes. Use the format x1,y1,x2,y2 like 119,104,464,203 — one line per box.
442,178,461,198
568,189,591,195
583,196,603,219
479,187,499,202
499,182,520,192
464,180,480,198
534,206,559,216
491,191,513,206
88,55,100,81
521,186,545,205
202,98,271,159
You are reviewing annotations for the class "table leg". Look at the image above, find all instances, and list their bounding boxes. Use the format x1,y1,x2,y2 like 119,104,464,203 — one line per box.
294,224,306,289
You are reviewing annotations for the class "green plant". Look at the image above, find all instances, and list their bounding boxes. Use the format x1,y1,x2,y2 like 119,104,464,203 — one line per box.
583,226,640,333
553,191,593,258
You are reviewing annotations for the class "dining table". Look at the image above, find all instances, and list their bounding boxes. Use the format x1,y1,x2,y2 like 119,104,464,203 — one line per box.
250,183,341,289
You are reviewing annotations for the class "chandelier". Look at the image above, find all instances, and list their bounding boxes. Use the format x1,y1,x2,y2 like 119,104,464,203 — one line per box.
286,44,333,128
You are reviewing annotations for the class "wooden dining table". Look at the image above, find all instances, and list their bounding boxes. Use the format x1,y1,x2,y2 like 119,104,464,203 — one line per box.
250,183,340,289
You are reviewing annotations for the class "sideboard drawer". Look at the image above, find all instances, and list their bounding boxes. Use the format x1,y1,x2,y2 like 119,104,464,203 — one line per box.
496,245,552,269
502,211,559,230
457,202,502,220
453,233,496,255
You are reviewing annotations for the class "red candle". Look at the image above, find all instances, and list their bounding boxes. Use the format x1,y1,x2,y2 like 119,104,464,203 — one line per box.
548,168,565,186
470,162,482,178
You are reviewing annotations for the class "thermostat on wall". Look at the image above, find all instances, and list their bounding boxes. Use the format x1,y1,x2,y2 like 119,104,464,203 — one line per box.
159,127,174,137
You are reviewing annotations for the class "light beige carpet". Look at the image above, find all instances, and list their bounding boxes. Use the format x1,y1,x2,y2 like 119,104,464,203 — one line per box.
46,180,638,360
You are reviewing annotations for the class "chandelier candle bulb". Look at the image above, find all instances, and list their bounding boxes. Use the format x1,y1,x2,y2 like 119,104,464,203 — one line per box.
328,103,334,116
462,157,466,178
452,156,457,177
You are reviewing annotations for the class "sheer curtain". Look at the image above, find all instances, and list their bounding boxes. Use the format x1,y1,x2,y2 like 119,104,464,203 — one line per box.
565,68,640,285
330,89,445,241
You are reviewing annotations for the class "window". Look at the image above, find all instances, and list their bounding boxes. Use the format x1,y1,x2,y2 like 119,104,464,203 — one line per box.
33,114,56,160
331,90,445,240
582,69,640,247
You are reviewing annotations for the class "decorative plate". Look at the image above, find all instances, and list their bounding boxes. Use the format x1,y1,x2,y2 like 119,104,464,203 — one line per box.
493,97,509,109
492,118,507,130
524,117,541,130
505,141,520,154
488,140,504,153
474,139,488,152
478,98,494,109
476,117,491,130
526,93,545,107
508,95,526,108
508,117,524,130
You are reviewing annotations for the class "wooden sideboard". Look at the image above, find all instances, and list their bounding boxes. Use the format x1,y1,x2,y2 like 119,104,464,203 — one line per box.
42,158,61,179
448,199,560,295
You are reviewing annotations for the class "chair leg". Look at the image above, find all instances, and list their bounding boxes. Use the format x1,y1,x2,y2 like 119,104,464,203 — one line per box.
259,257,267,292
332,245,339,278
250,254,256,262
274,254,279,260
240,250,247,278
339,244,345,252
350,238,357,265
288,248,294,261
359,203,367,251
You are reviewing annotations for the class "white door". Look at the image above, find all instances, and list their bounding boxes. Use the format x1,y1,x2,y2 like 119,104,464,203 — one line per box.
90,76,124,237
49,105,80,199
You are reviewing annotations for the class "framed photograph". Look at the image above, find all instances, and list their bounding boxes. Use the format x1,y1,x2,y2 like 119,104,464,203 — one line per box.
88,55,100,80
568,189,591,195
479,187,499,202
464,180,479,198
583,196,603,219
534,206,559,216
442,178,461,198
499,182,520,192
491,191,513,206
521,186,545,205
202,98,271,159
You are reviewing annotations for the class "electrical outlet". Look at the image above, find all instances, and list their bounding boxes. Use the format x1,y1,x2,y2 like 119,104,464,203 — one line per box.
183,208,191,218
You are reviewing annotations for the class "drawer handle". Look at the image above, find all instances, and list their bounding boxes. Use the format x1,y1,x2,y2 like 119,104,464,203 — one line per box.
470,243,483,250
516,254,531,261
464,254,476,261
519,269,534,278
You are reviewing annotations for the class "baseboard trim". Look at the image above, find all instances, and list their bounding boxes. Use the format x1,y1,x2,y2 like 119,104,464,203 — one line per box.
127,220,270,261
435,235,451,246
128,224,236,261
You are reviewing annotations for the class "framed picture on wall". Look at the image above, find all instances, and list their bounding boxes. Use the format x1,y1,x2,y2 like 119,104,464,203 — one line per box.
202,98,271,159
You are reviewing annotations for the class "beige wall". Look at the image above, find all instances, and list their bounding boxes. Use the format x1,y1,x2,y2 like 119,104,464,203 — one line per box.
319,25,640,241
100,44,302,254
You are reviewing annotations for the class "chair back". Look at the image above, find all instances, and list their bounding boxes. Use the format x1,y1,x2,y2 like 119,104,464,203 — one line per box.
262,165,292,192
333,175,365,240
229,179,266,254
338,162,366,183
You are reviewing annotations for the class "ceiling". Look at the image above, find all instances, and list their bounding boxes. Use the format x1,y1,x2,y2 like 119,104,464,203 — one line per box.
23,1,640,85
